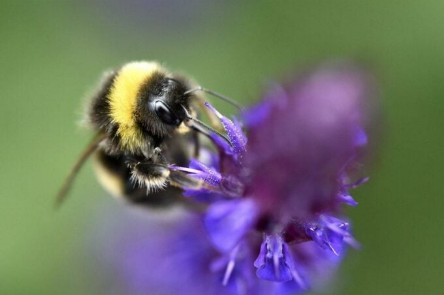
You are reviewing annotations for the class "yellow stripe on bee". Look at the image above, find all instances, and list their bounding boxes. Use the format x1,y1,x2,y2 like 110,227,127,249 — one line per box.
108,61,163,151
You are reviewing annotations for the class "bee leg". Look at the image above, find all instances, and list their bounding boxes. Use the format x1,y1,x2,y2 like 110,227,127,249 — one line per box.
130,161,170,192
169,170,204,190
152,147,167,163
151,147,203,190
130,148,203,193
132,161,204,192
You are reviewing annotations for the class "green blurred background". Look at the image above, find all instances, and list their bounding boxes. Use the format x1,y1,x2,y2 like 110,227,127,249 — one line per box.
1,1,443,294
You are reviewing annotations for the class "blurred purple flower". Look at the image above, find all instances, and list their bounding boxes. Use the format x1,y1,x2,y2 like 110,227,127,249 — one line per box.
91,61,375,295
173,61,373,292
91,204,344,295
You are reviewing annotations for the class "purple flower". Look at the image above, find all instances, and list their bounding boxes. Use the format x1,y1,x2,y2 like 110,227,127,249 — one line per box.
305,215,359,256
91,61,376,295
254,234,305,285
90,204,248,295
174,61,373,293
204,199,259,252
90,203,337,295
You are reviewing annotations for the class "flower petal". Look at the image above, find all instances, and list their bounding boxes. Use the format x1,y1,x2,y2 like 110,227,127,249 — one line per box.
204,199,259,252
206,102,247,158
255,234,304,284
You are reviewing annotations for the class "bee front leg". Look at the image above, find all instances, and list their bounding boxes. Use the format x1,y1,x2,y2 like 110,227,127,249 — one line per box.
131,161,204,192
130,161,171,193
154,147,204,190
129,148,203,193
127,148,166,192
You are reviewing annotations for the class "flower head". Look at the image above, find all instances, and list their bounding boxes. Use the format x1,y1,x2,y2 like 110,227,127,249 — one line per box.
177,62,373,292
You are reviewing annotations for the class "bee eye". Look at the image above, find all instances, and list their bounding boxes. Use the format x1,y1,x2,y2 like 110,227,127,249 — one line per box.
154,101,180,126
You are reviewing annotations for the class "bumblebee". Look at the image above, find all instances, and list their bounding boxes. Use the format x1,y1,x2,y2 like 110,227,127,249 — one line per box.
56,61,241,208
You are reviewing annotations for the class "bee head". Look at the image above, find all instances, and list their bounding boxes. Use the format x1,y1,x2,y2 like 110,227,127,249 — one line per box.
136,72,192,137
148,77,189,125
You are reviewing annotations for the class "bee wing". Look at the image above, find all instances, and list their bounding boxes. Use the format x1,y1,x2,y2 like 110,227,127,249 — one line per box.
54,133,106,209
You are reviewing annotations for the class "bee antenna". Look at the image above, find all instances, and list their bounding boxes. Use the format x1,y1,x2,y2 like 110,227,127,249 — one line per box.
181,105,233,147
184,86,244,112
